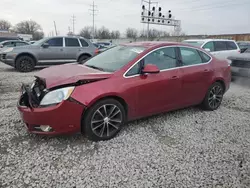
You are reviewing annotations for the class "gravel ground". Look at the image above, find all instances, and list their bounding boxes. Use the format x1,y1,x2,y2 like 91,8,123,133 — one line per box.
0,62,249,188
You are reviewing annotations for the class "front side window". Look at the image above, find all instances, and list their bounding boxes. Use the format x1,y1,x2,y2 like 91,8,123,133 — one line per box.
144,47,177,70
180,47,203,66
65,38,80,47
85,45,145,72
202,42,215,52
46,38,63,47
214,41,227,51
226,41,237,50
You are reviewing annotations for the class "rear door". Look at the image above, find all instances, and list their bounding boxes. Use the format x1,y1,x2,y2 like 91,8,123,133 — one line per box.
225,41,240,56
38,37,65,64
64,37,81,61
178,46,213,105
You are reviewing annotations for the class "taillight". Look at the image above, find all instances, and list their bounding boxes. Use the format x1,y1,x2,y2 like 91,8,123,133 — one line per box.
94,48,99,54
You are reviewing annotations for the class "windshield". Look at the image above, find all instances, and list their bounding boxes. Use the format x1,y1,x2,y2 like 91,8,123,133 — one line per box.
182,41,204,47
31,38,48,45
84,45,146,72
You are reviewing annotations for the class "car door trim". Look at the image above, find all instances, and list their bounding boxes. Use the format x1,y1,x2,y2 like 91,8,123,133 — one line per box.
123,45,212,78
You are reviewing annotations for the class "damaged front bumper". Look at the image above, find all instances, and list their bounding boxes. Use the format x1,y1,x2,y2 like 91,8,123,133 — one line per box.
17,83,85,135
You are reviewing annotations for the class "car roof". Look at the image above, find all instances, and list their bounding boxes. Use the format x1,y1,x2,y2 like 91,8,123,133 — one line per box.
184,39,237,43
122,41,196,49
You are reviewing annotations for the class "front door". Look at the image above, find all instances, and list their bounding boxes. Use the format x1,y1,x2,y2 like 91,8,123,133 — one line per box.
38,37,65,64
125,46,182,118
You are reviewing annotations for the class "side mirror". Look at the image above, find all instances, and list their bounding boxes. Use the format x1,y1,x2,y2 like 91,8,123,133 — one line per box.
142,64,160,74
204,48,211,52
42,43,49,48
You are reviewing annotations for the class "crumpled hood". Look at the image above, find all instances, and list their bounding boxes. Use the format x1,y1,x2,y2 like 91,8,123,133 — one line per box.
35,63,113,89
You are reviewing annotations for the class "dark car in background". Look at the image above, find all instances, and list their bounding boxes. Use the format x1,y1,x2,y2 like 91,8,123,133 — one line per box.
229,53,250,79
0,36,22,43
237,41,250,53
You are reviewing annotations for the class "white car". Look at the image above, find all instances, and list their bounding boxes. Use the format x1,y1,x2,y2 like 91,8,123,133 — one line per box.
183,39,241,64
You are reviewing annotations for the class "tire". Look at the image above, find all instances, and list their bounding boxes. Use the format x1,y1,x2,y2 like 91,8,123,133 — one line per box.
201,82,224,111
78,55,90,64
82,98,126,141
15,55,35,72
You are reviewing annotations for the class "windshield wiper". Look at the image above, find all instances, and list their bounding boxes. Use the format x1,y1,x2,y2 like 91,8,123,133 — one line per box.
85,65,104,71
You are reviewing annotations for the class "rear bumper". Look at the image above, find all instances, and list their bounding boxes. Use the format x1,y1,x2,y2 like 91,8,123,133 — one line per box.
231,66,250,78
17,85,85,135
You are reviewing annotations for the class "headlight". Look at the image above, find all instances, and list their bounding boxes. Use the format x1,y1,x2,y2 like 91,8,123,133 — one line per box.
40,87,75,106
3,47,14,53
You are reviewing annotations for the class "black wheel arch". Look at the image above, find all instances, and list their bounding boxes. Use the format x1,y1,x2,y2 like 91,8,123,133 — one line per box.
15,53,37,67
77,53,92,62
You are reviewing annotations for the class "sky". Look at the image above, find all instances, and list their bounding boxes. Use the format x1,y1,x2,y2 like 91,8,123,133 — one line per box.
1,0,250,36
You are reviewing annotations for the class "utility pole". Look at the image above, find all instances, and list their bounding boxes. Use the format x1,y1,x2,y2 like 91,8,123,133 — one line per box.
53,21,58,36
71,15,76,34
89,1,98,39
141,0,158,39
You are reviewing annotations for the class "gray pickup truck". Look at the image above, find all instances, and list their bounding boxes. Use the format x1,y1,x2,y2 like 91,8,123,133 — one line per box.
0,36,97,72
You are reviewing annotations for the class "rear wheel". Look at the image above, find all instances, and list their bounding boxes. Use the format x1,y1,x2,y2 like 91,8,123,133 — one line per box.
201,82,224,111
15,55,35,72
82,99,126,141
78,55,90,64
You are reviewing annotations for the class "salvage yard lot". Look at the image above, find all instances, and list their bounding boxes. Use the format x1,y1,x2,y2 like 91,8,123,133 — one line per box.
0,62,249,188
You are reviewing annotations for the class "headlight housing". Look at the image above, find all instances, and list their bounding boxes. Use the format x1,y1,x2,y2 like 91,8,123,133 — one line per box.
3,47,14,53
40,87,75,106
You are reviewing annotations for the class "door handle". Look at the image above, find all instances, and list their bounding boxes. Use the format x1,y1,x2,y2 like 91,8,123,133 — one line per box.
171,75,179,80
204,69,209,72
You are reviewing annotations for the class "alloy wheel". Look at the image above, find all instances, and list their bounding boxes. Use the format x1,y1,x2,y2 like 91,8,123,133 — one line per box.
208,85,223,109
91,104,122,138
20,58,32,71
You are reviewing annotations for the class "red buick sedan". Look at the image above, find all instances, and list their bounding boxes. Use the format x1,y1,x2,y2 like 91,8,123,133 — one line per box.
18,42,231,141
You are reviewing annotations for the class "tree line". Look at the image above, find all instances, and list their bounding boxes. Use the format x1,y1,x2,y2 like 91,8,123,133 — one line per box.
0,19,44,40
1,19,185,41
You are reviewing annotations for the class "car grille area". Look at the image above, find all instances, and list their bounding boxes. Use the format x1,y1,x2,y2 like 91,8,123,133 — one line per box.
0,53,6,60
20,78,47,108
231,60,250,68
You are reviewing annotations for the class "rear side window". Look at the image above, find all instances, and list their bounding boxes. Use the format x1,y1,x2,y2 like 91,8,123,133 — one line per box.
226,41,237,50
199,51,211,62
202,42,215,52
79,39,89,47
214,41,227,51
65,38,80,47
47,38,63,47
180,47,203,66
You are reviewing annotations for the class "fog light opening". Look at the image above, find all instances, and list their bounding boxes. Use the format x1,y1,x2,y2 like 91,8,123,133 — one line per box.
40,125,53,132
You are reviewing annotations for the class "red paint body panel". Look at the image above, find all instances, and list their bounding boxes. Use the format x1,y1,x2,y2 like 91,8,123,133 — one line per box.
36,63,113,89
18,100,84,135
17,41,231,135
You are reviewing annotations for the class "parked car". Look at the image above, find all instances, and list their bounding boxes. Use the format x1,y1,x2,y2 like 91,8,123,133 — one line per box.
96,41,113,48
183,39,241,64
0,36,21,43
0,40,29,49
17,42,231,141
237,41,250,53
228,53,250,79
92,43,108,53
0,36,98,72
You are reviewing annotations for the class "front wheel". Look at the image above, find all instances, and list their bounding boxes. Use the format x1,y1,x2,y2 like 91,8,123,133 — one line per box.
82,99,126,141
15,56,35,72
201,82,224,111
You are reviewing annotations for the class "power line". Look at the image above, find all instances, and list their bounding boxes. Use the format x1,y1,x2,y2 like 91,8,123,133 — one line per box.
89,1,98,39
